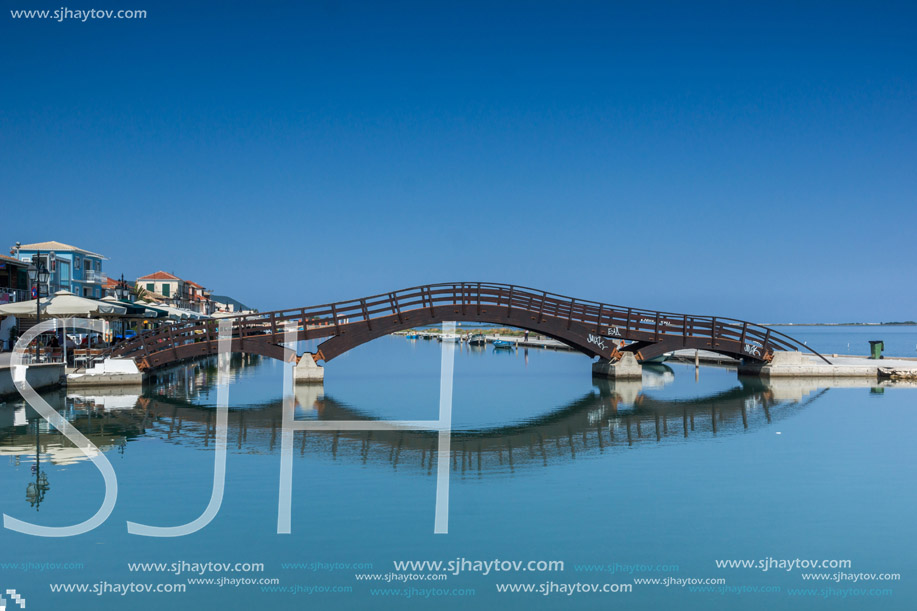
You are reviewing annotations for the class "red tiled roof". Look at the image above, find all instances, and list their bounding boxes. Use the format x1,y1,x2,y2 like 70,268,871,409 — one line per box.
185,280,204,288
103,277,134,289
137,271,181,281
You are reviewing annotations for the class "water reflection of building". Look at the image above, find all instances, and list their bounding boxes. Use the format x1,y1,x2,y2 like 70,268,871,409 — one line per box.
0,390,138,467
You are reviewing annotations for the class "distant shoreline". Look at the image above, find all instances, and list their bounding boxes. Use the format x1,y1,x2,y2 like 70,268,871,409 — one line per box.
764,322,916,327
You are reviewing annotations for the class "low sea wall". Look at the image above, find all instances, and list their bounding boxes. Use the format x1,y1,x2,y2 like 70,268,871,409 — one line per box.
0,363,65,399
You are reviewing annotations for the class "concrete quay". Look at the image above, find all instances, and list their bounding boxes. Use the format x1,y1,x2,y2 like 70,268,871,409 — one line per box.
66,358,143,388
401,331,576,351
483,334,574,351
0,362,65,399
668,349,740,367
737,351,917,378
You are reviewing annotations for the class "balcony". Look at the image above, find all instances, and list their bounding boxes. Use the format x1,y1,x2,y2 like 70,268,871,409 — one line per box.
0,287,29,303
84,270,108,284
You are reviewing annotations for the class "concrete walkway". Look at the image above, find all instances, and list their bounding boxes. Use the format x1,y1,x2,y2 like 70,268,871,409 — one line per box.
736,351,917,378
485,334,574,350
669,349,741,366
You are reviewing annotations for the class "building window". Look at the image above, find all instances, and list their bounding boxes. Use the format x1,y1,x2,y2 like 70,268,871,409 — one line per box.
146,283,154,291
75,257,81,270
162,284,170,297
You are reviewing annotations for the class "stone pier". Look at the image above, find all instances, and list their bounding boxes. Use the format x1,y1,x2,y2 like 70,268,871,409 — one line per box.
0,362,65,398
591,353,643,380
737,350,917,379
67,358,143,388
294,353,325,384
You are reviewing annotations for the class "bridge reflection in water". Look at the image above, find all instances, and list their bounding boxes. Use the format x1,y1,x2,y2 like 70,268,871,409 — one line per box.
0,359,846,485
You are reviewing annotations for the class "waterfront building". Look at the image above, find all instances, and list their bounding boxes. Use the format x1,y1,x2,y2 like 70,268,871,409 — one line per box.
0,255,29,350
136,271,214,315
136,271,182,303
184,280,214,315
0,255,29,303
11,241,108,299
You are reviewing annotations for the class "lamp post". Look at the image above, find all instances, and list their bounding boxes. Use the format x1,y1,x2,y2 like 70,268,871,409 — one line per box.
26,251,50,361
115,274,130,301
114,274,130,340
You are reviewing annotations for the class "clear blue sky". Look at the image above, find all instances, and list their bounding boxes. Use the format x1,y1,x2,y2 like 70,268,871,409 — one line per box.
2,1,915,321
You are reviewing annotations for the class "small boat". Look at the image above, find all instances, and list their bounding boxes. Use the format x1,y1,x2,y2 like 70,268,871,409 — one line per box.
468,333,487,346
405,332,420,339
439,333,461,342
638,353,671,365
493,340,515,350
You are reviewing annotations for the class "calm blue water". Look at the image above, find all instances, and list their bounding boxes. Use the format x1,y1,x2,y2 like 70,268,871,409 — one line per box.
1,332,915,610
767,325,917,357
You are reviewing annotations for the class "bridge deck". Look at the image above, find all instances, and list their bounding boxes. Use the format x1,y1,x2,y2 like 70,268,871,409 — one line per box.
111,282,828,370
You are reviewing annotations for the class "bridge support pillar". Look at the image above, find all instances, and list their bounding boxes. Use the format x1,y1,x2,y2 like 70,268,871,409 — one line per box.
591,353,642,380
294,353,325,384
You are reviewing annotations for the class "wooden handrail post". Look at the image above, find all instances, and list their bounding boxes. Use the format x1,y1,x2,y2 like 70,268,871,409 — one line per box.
389,292,403,324
360,298,372,331
426,286,435,318
167,324,179,362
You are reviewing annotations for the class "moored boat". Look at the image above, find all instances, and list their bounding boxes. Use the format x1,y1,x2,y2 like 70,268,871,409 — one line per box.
638,353,671,365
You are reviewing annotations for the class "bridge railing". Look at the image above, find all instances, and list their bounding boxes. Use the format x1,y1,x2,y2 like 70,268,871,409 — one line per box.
112,282,826,365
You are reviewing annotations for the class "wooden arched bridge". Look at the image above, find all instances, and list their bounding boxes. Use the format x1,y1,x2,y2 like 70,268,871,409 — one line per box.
111,282,828,371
